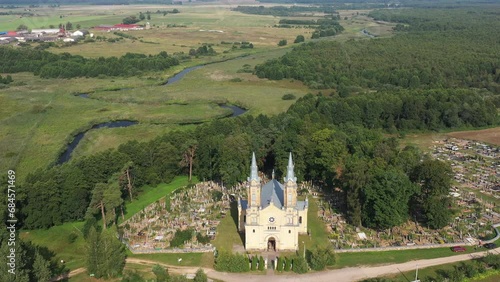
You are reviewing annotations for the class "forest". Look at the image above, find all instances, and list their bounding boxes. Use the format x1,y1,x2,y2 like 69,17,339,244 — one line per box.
0,47,179,78
255,8,500,93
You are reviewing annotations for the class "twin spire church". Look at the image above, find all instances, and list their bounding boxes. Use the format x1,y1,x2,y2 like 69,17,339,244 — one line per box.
238,152,308,251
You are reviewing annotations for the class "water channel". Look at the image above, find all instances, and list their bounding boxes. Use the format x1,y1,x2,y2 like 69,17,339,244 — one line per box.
60,65,246,164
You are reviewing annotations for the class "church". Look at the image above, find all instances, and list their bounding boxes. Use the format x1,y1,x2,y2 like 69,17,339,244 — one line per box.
237,152,308,251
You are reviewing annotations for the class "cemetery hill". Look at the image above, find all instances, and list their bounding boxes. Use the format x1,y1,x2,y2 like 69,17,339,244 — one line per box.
0,1,499,281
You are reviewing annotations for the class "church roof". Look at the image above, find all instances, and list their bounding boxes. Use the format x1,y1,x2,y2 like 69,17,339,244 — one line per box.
261,179,285,209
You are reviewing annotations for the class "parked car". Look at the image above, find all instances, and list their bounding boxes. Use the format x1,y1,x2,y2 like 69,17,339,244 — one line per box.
484,243,496,249
451,246,466,252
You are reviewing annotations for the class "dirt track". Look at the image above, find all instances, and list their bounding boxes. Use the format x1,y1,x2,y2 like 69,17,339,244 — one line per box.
125,248,500,282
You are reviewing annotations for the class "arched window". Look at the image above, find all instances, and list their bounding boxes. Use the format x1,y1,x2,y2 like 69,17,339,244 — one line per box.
243,215,246,223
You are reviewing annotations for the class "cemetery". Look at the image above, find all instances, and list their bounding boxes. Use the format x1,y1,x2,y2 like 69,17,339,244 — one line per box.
120,181,244,254
312,138,499,251
119,138,498,255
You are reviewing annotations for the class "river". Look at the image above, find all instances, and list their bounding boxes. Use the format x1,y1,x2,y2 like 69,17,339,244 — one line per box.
61,65,247,164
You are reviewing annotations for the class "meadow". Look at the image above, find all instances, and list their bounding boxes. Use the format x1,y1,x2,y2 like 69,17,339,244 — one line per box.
0,4,396,178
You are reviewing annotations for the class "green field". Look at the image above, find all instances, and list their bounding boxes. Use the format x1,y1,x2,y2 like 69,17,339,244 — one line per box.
335,246,486,269
120,176,195,223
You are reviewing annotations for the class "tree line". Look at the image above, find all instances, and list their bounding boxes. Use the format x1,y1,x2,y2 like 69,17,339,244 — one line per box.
0,47,179,78
254,8,500,92
232,5,336,16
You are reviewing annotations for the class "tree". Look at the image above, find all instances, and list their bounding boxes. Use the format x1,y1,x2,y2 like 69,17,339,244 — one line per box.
76,23,81,29
16,24,28,31
86,174,123,229
278,39,287,46
86,226,101,277
194,268,207,282
32,250,52,282
152,264,170,282
66,21,73,30
412,158,453,229
123,16,140,24
139,12,146,21
292,255,308,274
147,14,151,20
180,141,197,182
308,247,336,271
85,227,126,279
119,162,135,202
294,35,305,43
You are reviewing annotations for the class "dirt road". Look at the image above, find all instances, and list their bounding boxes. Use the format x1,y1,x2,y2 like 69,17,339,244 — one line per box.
64,249,500,282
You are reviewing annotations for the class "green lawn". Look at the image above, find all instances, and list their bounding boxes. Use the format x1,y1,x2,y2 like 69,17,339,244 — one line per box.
121,176,196,223
212,201,245,252
128,252,205,267
298,197,331,255
335,246,486,269
20,221,87,270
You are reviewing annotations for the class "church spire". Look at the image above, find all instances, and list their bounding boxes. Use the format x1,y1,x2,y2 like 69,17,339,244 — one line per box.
284,152,297,183
248,152,260,182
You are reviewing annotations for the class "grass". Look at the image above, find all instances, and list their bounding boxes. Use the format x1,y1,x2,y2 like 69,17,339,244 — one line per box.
121,176,196,223
20,221,87,270
127,252,205,267
335,246,486,269
211,202,245,252
298,197,331,256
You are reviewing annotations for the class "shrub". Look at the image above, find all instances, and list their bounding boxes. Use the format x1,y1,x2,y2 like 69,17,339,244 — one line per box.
170,229,193,247
258,256,265,271
68,232,78,243
214,250,249,272
284,257,291,271
251,257,257,270
278,39,287,46
229,78,243,82
294,35,305,43
292,256,308,274
282,93,296,100
194,268,207,282
276,257,283,271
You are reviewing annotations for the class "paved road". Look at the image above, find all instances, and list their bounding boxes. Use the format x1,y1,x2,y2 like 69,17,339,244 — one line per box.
62,248,500,282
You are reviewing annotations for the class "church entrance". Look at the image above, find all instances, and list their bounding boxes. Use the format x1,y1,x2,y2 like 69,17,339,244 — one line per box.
267,237,276,251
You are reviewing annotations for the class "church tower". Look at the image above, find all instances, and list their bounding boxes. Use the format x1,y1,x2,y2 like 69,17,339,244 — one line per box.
283,152,297,207
248,152,261,207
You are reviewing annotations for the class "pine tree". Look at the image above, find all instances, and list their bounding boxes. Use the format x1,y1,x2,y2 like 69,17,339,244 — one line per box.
33,250,52,282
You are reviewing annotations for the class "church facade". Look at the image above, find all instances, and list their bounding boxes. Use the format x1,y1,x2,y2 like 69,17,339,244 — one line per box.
238,153,308,251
